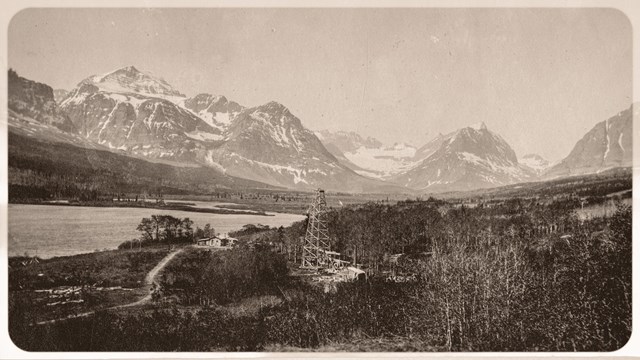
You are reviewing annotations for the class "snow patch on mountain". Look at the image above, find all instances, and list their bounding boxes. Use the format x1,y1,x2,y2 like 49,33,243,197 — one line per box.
458,151,481,164
343,143,418,176
469,121,488,131
315,130,417,178
545,105,633,178
185,130,223,142
223,153,313,184
520,153,551,171
192,110,234,131
390,123,534,192
80,66,186,101
618,133,625,155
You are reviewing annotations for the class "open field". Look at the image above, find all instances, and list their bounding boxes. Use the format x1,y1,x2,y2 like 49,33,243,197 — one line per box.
9,246,173,323
164,191,411,215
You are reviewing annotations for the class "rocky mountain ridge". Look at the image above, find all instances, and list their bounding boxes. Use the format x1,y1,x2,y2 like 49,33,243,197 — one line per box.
8,67,634,194
545,105,633,178
40,67,401,192
389,123,536,192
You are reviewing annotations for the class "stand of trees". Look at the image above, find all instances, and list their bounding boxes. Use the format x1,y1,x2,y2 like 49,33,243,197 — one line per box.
136,215,194,243
119,216,194,249
257,197,625,276
194,223,215,239
258,202,632,351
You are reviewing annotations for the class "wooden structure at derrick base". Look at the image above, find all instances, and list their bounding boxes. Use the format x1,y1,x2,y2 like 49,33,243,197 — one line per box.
301,189,331,268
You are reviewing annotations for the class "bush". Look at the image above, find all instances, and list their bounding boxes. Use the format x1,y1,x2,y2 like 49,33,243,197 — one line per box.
10,307,263,351
160,244,289,305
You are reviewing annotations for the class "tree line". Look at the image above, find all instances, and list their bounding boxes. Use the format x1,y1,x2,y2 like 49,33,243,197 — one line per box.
119,216,216,249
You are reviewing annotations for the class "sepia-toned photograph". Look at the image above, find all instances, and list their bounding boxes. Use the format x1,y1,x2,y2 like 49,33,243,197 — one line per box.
4,5,634,353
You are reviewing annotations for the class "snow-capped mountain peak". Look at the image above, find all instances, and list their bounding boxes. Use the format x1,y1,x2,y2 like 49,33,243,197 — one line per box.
80,65,185,100
60,66,223,157
469,121,488,131
441,125,518,165
247,101,303,129
390,122,534,192
262,101,289,112
198,102,397,192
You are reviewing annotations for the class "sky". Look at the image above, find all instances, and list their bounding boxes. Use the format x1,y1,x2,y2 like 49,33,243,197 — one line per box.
8,8,632,162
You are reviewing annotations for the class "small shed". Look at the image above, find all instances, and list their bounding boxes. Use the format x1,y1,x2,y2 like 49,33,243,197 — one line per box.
196,238,213,246
196,237,221,247
197,234,238,247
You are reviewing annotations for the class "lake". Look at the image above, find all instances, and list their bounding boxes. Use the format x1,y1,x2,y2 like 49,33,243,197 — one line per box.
8,204,306,259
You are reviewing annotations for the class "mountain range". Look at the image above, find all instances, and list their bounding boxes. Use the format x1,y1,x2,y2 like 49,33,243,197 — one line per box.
7,66,634,195
11,67,401,193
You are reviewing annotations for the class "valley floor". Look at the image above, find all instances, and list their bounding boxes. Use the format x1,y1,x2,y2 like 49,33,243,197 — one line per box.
7,172,633,352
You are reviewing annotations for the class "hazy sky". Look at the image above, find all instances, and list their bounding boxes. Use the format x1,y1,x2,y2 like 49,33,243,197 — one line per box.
9,8,632,161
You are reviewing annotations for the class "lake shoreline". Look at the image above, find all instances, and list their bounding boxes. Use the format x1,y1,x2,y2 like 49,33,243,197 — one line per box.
9,200,272,216
9,203,306,259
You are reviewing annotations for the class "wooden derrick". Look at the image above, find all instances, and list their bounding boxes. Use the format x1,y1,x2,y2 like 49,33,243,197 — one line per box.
301,189,331,268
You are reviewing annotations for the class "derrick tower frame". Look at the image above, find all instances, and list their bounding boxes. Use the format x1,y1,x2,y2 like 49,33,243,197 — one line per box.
301,189,331,268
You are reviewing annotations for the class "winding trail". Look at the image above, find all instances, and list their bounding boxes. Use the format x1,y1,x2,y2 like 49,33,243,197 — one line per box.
35,246,188,325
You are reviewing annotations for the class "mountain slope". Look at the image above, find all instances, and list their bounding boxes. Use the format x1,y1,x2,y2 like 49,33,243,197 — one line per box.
19,68,404,193
315,130,418,179
8,70,76,133
7,70,279,196
59,67,223,162
53,89,69,104
545,106,633,178
7,70,103,150
390,123,535,192
9,132,277,201
520,154,551,174
315,130,383,153
79,65,185,99
202,102,403,192
414,132,449,161
180,94,243,132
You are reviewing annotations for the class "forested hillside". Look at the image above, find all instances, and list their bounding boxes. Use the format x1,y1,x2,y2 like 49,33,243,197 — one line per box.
8,132,275,201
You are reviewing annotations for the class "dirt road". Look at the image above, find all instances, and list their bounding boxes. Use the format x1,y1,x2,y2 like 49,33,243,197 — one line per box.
35,246,187,325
